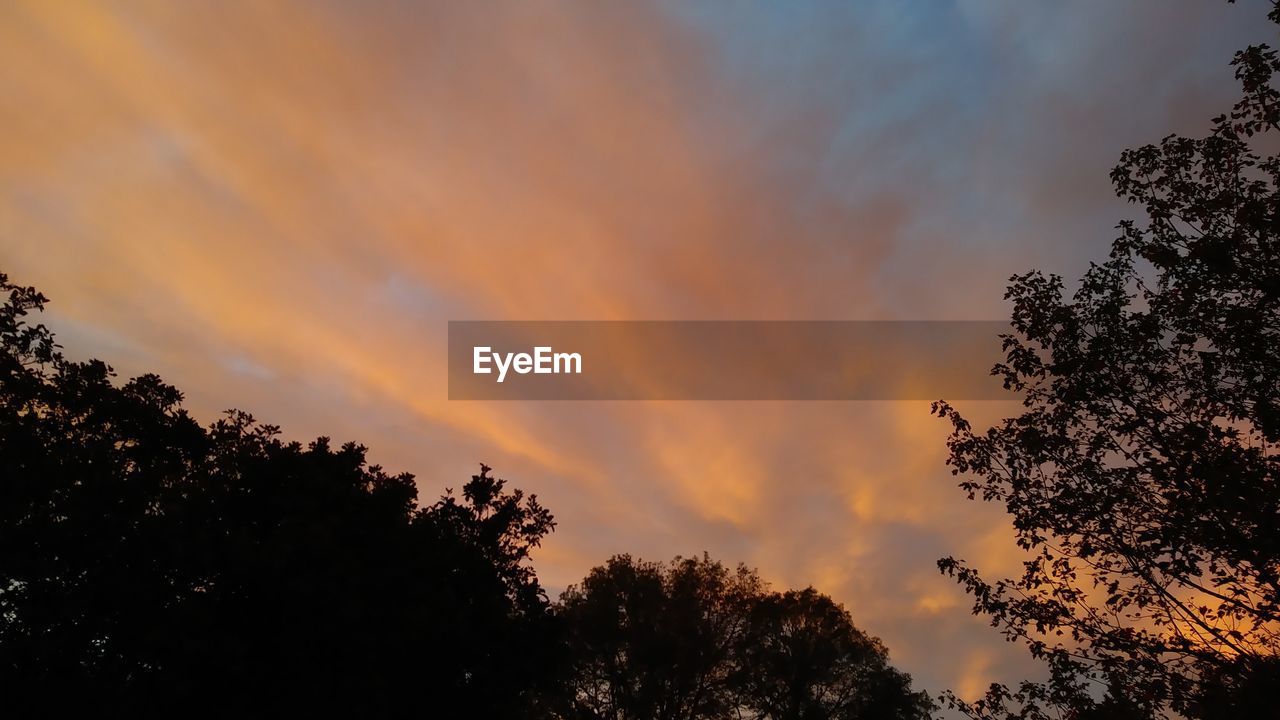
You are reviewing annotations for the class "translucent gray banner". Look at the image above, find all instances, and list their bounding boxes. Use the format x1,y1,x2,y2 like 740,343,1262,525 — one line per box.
448,321,1010,400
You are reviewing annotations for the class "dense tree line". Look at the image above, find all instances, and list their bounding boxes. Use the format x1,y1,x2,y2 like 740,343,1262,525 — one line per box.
933,2,1280,718
0,273,929,718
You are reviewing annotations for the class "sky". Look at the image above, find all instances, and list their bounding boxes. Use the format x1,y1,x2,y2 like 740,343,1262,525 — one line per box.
1,0,1273,701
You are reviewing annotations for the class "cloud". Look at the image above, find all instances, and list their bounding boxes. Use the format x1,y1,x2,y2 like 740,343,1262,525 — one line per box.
0,0,1269,699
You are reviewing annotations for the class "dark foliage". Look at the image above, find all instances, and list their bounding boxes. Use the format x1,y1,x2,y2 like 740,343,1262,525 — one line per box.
556,554,932,720
0,273,930,718
736,587,930,720
933,3,1280,717
0,272,559,717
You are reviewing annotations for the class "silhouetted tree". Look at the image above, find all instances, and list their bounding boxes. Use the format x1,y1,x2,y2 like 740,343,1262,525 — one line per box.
557,554,761,719
740,588,931,720
556,554,931,720
933,3,1280,717
0,272,559,717
0,272,935,719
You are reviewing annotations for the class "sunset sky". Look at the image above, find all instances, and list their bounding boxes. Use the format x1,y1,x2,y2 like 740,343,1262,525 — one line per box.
1,0,1272,700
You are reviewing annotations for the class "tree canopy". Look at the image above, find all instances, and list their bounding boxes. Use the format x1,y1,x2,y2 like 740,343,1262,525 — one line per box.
0,273,928,718
934,3,1280,717
0,272,560,716
558,554,931,720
